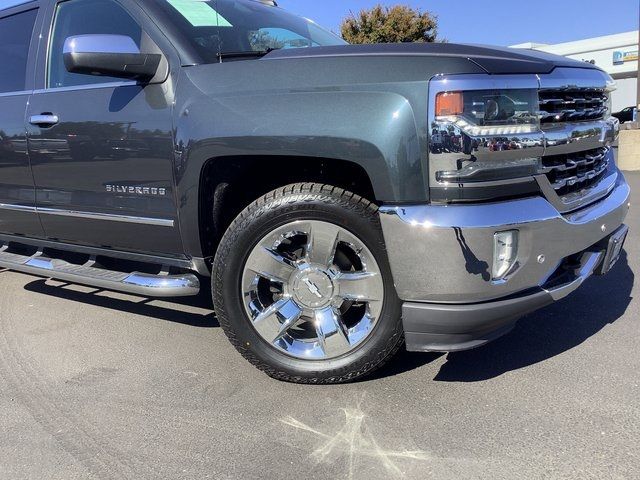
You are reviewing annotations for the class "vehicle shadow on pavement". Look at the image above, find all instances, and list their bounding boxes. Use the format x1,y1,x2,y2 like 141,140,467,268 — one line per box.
369,251,634,382
22,275,219,329
433,251,634,382
366,350,445,381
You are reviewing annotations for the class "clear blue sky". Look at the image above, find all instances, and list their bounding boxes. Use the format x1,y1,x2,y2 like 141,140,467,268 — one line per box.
278,0,639,46
1,0,636,46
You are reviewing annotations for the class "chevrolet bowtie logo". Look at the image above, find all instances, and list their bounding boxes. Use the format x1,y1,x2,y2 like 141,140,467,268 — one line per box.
302,278,323,298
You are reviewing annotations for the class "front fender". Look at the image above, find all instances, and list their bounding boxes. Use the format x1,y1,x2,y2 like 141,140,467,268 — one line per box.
178,89,424,197
174,81,425,257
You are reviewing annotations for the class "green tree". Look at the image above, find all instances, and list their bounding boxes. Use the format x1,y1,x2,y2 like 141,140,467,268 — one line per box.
340,4,438,44
249,30,286,52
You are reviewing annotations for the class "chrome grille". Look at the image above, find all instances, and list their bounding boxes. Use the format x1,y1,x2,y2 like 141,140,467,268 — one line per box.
540,147,609,195
538,89,608,124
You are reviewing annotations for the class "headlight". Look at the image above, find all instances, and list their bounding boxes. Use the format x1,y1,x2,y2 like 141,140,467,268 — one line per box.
431,88,543,186
435,89,540,135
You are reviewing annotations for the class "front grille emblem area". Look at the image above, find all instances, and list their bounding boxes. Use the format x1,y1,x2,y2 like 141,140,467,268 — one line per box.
105,185,168,196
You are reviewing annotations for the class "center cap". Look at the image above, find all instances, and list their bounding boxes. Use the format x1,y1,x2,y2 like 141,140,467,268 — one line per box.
291,267,335,309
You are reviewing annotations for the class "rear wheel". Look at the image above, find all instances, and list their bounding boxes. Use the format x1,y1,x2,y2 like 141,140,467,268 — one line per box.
212,183,403,384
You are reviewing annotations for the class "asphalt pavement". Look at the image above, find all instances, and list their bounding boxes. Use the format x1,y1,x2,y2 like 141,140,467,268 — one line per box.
1,172,638,480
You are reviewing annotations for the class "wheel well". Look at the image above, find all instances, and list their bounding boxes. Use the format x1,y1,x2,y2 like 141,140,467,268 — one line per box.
199,156,377,260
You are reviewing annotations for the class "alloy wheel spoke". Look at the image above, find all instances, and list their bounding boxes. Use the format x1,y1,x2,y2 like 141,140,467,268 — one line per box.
244,246,296,283
314,307,351,357
304,222,341,267
253,298,303,344
335,272,382,303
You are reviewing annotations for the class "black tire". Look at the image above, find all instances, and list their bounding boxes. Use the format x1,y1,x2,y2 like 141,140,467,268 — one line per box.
212,183,404,384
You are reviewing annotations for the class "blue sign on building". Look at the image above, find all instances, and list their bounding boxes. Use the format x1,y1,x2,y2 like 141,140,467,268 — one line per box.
613,50,638,65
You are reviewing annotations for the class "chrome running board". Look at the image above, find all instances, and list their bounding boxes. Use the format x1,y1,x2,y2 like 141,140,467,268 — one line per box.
0,249,200,297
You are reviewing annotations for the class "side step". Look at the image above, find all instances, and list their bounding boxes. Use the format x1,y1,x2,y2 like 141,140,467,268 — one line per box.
0,249,200,297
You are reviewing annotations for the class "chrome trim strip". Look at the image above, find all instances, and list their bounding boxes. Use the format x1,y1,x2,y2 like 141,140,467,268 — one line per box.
442,176,534,189
0,203,174,227
0,203,37,213
538,67,610,92
380,196,559,230
429,73,539,91
37,207,175,227
542,120,606,156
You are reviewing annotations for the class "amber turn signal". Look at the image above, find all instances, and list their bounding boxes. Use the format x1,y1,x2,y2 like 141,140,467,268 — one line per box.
435,91,463,117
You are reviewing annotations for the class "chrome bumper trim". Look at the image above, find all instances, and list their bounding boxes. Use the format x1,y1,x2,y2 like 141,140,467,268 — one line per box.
379,174,631,303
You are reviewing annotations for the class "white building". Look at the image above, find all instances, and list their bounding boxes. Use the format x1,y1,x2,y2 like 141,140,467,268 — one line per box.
511,31,638,112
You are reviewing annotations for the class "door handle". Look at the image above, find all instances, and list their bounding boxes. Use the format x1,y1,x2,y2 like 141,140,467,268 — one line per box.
29,114,60,128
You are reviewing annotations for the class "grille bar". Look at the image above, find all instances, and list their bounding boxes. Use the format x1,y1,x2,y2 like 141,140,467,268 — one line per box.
539,147,609,195
538,89,608,124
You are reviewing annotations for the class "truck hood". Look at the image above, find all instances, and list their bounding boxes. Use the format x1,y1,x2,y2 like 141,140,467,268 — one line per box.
264,43,600,75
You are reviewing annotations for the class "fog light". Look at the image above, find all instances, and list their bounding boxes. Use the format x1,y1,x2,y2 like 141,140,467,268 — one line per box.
493,230,519,280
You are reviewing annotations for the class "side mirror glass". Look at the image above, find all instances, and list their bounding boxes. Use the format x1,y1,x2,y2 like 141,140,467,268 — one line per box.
63,34,162,82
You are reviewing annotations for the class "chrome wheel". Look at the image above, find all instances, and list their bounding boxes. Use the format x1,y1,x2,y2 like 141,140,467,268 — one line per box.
241,220,384,360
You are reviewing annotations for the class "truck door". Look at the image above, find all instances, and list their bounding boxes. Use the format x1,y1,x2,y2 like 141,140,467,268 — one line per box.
26,0,183,255
0,4,44,238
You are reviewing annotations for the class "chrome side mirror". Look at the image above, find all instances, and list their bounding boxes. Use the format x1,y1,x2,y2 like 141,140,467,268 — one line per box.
63,34,162,82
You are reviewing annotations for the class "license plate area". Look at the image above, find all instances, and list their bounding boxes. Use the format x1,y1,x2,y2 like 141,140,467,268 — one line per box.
596,225,628,275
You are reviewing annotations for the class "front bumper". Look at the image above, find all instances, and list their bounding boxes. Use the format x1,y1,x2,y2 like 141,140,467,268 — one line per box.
379,172,631,352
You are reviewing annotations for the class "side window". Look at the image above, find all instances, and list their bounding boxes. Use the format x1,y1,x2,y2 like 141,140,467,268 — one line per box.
0,9,38,93
48,0,142,88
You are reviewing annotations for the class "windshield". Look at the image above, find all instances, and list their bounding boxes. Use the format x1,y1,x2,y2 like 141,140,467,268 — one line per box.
155,0,346,63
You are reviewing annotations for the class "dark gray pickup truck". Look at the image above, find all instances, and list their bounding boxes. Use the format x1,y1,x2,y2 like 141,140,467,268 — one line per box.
0,0,630,383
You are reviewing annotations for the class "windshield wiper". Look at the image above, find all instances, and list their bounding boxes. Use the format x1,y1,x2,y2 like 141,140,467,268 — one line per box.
217,48,280,61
